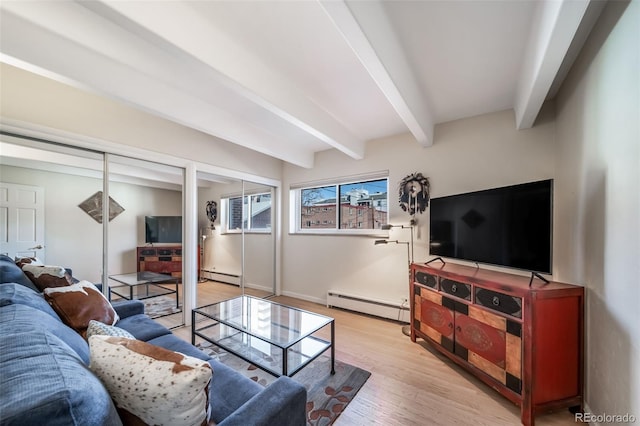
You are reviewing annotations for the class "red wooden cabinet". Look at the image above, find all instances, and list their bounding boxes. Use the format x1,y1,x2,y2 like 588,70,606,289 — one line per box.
137,246,182,278
410,262,583,426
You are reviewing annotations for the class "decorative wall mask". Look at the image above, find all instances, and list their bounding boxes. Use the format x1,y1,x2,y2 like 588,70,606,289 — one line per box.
398,173,430,220
206,200,217,229
78,191,124,223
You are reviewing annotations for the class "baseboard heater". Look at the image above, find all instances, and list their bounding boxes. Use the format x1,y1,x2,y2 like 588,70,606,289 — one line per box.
327,291,409,322
200,269,242,286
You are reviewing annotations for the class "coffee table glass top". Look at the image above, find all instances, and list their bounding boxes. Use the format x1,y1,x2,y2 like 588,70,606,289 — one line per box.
194,295,332,347
108,272,179,312
109,271,177,286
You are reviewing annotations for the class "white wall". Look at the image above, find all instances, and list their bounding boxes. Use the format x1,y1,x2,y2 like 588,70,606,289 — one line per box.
554,0,639,419
0,165,181,282
281,106,557,304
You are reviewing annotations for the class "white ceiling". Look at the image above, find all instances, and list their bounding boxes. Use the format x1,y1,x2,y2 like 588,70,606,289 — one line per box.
0,0,604,168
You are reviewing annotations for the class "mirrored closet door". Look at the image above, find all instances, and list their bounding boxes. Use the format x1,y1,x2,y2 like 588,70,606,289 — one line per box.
106,155,185,329
195,174,276,307
2,134,279,327
240,180,276,298
0,134,105,288
0,135,188,328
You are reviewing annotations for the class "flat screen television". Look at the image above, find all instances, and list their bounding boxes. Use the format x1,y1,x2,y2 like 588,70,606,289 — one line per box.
145,216,182,244
429,179,553,273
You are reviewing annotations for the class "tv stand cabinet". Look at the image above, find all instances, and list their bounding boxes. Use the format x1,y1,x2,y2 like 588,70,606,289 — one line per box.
410,262,583,426
137,246,182,278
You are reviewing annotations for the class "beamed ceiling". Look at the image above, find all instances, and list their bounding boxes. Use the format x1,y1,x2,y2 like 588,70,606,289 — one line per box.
0,0,605,168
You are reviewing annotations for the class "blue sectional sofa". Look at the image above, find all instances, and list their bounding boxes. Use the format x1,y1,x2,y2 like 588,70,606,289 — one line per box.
0,255,306,425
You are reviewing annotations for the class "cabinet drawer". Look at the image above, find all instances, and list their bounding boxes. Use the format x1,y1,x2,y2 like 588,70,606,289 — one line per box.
139,248,156,256
475,288,522,318
440,279,471,301
154,248,182,256
415,271,438,289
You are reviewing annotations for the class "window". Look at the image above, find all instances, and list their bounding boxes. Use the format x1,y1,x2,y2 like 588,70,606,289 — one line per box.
292,175,388,233
224,192,272,232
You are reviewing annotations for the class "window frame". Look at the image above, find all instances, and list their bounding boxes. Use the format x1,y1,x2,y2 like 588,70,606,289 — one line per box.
221,191,273,234
290,173,389,235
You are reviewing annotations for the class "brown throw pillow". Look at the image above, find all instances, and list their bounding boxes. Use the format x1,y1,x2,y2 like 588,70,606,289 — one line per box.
21,264,73,291
44,280,118,337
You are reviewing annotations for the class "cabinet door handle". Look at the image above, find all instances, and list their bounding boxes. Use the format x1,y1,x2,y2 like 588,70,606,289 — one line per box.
456,326,462,332
448,323,453,329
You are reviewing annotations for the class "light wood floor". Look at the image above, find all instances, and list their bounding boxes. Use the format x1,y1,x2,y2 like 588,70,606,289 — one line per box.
167,281,579,426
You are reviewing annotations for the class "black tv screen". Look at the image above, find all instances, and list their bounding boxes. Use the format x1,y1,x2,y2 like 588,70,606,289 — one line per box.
145,216,182,244
429,180,553,273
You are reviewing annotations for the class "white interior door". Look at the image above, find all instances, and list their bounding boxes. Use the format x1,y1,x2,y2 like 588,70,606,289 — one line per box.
0,182,45,261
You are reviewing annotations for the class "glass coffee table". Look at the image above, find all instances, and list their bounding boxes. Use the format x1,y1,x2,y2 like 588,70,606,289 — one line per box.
192,295,335,377
109,271,179,310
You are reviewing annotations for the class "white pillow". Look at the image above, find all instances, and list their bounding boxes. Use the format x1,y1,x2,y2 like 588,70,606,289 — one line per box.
89,335,212,426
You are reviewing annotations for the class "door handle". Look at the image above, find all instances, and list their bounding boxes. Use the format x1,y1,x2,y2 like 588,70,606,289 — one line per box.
28,245,44,250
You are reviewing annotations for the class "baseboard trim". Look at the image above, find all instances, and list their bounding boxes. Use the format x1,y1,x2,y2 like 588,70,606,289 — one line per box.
280,290,325,306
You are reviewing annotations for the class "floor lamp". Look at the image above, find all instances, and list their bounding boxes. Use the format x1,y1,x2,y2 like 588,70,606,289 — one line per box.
380,223,414,263
199,232,208,283
374,232,413,336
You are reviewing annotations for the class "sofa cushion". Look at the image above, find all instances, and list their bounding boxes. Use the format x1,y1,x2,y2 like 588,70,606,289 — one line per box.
112,299,145,319
0,303,90,364
0,282,61,322
0,254,39,292
0,325,121,426
116,313,172,342
89,335,212,426
22,264,74,291
44,281,119,337
86,319,135,339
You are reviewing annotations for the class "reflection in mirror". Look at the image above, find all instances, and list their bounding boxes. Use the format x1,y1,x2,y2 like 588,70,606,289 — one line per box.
196,173,275,308
241,180,276,297
0,136,105,288
106,155,184,329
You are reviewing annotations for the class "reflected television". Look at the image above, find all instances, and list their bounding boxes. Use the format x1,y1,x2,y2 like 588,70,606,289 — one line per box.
145,216,182,244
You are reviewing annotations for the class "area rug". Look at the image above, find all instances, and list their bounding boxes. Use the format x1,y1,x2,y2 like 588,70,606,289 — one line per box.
197,341,371,425
142,295,182,318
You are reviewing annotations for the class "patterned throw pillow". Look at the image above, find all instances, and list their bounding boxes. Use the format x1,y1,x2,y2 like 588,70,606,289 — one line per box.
44,281,119,337
21,264,73,291
86,320,134,340
89,336,212,426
